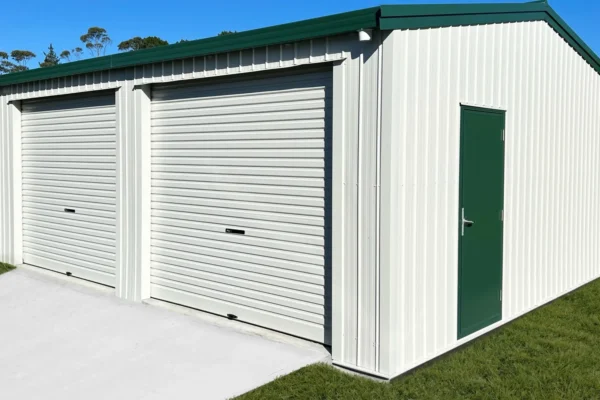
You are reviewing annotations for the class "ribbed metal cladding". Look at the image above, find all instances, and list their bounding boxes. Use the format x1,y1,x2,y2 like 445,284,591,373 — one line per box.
0,35,351,101
0,96,7,261
149,70,333,344
385,21,600,376
21,93,117,286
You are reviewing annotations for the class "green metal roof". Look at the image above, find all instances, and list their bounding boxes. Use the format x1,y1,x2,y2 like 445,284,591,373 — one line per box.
0,0,598,87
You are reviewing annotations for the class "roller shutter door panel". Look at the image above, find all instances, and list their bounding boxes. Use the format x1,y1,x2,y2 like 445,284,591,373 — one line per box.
151,70,332,343
21,93,117,286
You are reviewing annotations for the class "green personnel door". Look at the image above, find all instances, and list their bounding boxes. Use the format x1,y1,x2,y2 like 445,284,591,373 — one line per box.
458,105,506,339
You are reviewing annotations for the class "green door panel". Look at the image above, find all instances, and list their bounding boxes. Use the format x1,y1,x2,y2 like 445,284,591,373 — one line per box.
458,105,506,339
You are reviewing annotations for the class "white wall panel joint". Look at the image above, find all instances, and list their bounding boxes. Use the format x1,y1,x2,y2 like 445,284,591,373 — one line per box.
8,101,23,265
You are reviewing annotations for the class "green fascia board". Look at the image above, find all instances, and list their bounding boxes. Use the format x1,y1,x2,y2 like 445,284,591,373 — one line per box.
0,6,379,87
379,1,547,18
380,1,600,75
379,12,546,30
542,6,600,75
1,1,598,87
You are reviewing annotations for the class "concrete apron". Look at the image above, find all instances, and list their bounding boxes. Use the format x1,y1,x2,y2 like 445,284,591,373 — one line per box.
0,266,330,400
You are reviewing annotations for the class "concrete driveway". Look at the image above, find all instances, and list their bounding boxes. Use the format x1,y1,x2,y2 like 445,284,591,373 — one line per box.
0,267,329,399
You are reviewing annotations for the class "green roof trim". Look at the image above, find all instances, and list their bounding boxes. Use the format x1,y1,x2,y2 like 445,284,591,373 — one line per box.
0,1,598,87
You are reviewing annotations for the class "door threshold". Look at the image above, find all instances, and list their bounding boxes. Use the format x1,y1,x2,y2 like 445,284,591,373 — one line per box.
143,297,332,357
16,264,115,295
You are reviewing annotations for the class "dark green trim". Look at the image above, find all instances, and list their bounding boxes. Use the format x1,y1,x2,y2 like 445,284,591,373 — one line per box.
379,12,547,30
0,1,598,87
380,1,547,18
543,6,600,75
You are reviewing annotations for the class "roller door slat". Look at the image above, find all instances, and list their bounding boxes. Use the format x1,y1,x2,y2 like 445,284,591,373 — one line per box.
151,217,323,247
152,164,324,178
151,249,323,286
151,129,325,142
151,192,324,216
24,230,115,254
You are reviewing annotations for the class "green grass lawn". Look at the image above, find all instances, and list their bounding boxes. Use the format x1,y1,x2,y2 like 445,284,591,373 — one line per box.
238,279,600,400
0,262,15,275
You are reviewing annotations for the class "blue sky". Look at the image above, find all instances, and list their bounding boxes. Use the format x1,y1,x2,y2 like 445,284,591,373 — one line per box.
0,0,598,66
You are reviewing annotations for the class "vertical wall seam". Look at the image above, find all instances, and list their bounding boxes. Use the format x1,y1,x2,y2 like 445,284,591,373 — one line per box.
356,51,364,363
375,32,383,372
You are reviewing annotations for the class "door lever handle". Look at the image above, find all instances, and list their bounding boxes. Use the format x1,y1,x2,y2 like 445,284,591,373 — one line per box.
461,208,474,236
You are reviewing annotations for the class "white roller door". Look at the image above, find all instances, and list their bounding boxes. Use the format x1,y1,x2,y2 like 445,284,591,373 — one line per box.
151,70,332,343
21,93,117,287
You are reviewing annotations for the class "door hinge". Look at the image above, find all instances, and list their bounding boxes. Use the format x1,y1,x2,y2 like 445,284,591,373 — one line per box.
501,210,504,222
500,289,503,301
502,129,505,141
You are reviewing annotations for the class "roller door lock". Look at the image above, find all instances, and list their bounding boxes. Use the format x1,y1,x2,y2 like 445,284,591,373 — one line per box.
225,228,245,235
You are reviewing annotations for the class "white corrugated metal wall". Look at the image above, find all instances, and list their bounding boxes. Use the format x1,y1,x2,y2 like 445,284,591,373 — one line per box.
0,32,384,375
332,33,384,374
380,21,600,377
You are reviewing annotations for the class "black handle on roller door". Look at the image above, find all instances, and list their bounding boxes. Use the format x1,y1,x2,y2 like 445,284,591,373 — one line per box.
64,208,76,213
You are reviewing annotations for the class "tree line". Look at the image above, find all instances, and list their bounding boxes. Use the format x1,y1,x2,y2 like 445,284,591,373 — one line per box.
0,28,237,74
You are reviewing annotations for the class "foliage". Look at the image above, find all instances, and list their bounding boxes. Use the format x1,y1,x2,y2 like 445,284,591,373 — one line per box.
2,26,236,73
60,47,83,62
0,49,35,74
80,27,112,57
39,44,60,68
238,278,600,400
10,50,36,66
59,50,71,61
118,36,168,51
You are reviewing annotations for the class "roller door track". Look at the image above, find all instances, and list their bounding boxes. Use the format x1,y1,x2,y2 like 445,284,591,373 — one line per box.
150,70,332,344
21,93,117,287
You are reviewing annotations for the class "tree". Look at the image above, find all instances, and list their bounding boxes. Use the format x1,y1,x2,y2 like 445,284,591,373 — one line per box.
0,52,11,74
0,50,35,74
59,50,71,61
118,36,168,51
218,30,237,36
60,48,81,62
10,50,36,67
80,27,112,57
60,47,83,62
39,44,60,68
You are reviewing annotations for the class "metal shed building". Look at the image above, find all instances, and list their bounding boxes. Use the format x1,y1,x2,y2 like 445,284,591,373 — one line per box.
1,0,599,379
